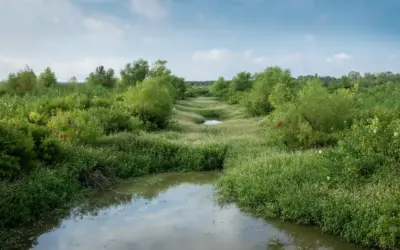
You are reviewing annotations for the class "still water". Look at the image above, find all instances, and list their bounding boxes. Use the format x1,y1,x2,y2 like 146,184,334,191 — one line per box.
204,120,222,125
26,172,365,250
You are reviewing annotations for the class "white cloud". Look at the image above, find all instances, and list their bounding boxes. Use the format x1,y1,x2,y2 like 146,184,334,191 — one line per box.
83,17,124,41
326,53,352,63
192,48,233,62
130,0,168,21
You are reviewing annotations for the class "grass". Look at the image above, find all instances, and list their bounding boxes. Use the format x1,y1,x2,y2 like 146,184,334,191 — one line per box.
3,95,399,249
167,97,400,250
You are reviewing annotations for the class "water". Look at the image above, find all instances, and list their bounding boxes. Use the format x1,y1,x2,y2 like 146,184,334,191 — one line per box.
204,120,222,125
191,99,217,103
24,172,365,250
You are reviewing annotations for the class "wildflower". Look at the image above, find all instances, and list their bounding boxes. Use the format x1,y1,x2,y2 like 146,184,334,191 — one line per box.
327,176,331,181
394,132,398,137
318,150,322,154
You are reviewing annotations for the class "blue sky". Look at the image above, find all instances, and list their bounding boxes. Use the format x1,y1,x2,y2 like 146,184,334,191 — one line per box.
0,0,399,81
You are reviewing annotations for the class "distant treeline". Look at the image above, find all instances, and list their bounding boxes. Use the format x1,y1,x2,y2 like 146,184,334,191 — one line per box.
186,81,214,86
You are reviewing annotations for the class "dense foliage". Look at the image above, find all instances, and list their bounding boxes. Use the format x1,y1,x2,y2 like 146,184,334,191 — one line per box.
212,67,400,249
2,56,400,249
0,59,232,249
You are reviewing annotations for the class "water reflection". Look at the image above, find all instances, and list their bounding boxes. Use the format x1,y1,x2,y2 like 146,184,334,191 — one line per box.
204,120,222,125
23,171,366,250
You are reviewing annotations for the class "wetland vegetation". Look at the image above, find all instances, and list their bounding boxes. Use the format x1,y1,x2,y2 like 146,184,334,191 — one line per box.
1,60,399,249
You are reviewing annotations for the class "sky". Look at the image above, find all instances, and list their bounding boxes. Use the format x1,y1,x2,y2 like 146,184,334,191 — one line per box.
0,0,399,81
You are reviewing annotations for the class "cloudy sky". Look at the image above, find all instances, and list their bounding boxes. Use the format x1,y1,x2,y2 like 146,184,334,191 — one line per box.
0,0,399,81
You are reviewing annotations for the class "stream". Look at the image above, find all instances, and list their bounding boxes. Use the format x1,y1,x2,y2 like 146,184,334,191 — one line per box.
24,171,365,250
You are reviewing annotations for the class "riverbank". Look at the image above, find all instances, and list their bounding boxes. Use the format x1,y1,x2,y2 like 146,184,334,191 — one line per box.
2,96,399,249
0,96,231,249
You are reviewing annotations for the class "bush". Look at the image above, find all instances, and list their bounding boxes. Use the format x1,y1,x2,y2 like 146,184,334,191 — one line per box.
86,65,117,88
85,106,143,135
210,77,229,98
245,67,293,117
0,120,37,179
47,110,104,143
38,67,57,87
268,78,356,149
5,66,38,95
120,59,149,86
124,77,173,129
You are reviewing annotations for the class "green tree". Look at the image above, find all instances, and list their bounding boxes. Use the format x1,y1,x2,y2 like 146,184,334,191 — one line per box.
245,67,293,116
6,65,38,95
149,60,171,78
86,65,117,88
38,67,57,87
170,75,187,100
120,59,149,86
124,76,173,129
230,71,253,92
210,77,229,98
69,76,78,85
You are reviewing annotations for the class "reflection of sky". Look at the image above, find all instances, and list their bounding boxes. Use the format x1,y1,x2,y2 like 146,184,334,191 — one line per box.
204,120,222,125
31,182,363,250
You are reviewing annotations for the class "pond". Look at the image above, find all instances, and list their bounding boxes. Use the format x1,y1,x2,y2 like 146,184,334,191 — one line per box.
191,99,217,103
204,120,222,125
24,172,365,250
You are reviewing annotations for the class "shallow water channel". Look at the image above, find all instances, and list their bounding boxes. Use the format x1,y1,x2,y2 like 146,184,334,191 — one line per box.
26,171,365,250
204,120,222,125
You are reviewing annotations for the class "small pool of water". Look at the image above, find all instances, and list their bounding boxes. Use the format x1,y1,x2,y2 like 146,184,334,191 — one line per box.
204,120,222,125
21,172,366,250
192,99,217,103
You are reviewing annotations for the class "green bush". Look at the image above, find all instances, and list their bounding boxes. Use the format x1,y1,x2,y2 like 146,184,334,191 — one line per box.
120,59,149,86
47,110,104,143
124,77,173,129
86,65,117,88
38,67,57,87
85,106,143,135
268,79,356,149
245,67,293,117
0,120,37,179
5,66,38,96
210,77,229,98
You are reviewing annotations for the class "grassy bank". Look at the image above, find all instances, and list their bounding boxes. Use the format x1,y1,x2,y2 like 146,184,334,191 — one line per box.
211,68,400,249
0,96,230,249
0,61,228,249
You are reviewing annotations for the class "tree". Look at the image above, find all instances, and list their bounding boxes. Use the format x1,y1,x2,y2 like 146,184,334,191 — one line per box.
170,75,187,100
38,67,57,87
6,65,38,95
69,76,78,85
245,67,292,116
86,65,117,88
149,60,171,78
120,59,149,86
210,77,229,98
347,71,361,81
230,71,253,92
124,76,173,129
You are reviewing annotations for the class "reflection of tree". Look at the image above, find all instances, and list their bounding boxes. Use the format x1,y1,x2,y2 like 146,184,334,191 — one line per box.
263,219,362,250
14,171,219,250
215,202,363,250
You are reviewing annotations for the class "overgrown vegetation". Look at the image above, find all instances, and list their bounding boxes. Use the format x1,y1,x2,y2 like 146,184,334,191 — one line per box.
0,59,228,249
212,67,400,249
2,57,400,250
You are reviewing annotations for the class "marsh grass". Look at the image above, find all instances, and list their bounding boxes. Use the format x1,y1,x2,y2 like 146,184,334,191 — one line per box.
2,93,399,249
